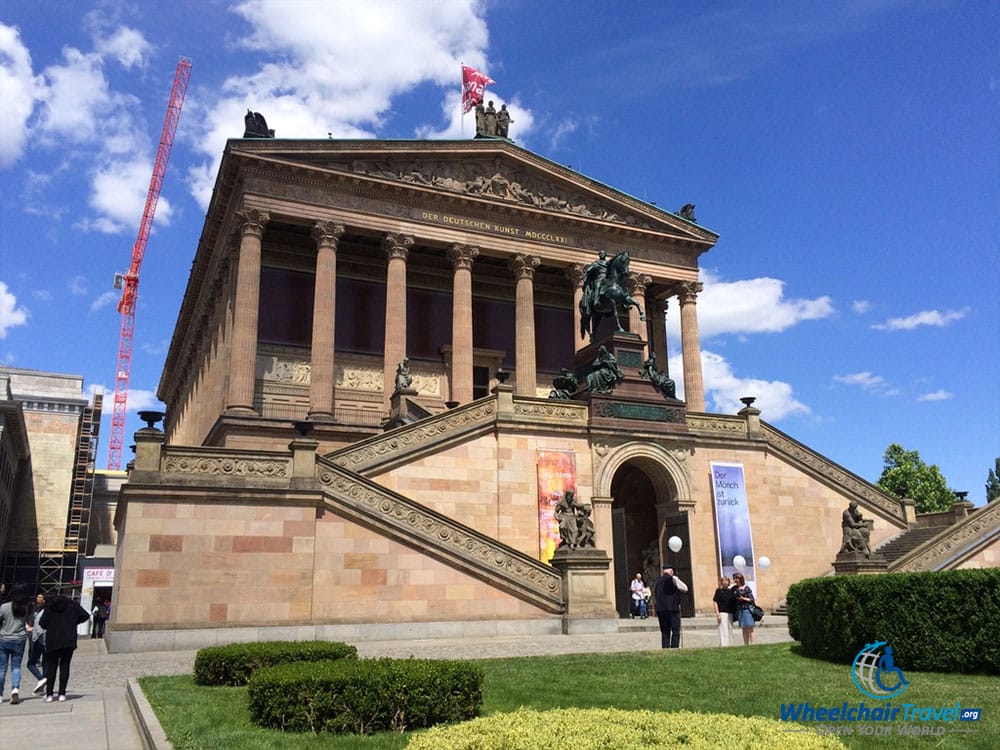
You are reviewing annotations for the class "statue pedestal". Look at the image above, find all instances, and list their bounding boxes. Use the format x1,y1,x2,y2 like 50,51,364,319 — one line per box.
383,388,422,429
832,551,887,575
549,547,619,634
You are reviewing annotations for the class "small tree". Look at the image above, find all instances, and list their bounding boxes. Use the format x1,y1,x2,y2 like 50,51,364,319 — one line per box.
876,443,955,513
987,458,1000,503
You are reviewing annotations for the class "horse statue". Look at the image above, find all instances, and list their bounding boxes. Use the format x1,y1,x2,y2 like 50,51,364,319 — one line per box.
579,250,645,340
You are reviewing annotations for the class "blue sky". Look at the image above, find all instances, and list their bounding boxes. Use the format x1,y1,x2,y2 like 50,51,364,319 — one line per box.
1,1,997,502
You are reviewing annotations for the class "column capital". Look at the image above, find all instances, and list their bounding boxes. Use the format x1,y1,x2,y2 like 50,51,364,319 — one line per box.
676,280,704,304
509,253,540,280
627,272,652,296
382,232,414,261
235,208,270,238
447,243,479,270
312,221,344,249
565,263,585,288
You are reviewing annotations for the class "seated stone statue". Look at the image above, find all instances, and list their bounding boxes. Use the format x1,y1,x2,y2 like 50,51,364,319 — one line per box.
639,356,677,400
839,501,871,557
586,346,624,394
394,358,414,393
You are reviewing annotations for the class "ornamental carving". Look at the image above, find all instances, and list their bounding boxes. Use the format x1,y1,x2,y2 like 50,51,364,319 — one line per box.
893,501,1000,572
162,453,290,478
513,401,588,423
336,365,383,392
353,159,652,229
330,402,497,472
686,415,746,434
259,355,311,385
317,461,562,604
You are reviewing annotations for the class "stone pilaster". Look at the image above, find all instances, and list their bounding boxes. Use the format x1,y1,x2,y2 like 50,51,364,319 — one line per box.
447,244,478,403
225,208,269,415
382,233,414,409
510,253,540,396
308,221,344,421
566,264,586,353
677,281,706,412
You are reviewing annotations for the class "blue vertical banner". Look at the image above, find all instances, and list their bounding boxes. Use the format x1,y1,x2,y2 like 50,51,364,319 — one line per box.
710,462,756,585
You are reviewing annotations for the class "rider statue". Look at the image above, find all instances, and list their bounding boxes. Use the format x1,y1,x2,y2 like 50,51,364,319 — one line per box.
579,249,645,341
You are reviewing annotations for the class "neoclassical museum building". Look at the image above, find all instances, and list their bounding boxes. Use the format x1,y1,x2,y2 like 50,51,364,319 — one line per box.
108,134,999,652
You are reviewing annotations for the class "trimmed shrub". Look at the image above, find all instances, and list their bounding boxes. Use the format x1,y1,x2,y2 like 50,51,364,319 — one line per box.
247,657,483,734
787,568,1000,673
406,707,847,749
193,640,357,686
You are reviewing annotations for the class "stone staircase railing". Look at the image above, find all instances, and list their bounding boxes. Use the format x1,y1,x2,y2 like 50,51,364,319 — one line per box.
315,455,564,613
686,414,909,526
889,499,1000,572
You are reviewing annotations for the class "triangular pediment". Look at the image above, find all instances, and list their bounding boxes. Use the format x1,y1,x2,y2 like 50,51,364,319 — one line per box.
226,138,717,245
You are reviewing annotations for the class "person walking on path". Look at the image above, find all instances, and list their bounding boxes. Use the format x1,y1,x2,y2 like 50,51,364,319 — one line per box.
0,583,33,704
25,592,47,694
653,564,689,648
38,592,90,702
91,597,108,638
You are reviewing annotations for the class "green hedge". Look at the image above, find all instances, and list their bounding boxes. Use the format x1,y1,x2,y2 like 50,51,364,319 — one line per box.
247,658,483,734
193,640,357,686
787,568,1000,673
406,707,847,749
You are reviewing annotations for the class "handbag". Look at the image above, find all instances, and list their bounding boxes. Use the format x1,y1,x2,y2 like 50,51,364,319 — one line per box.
750,605,764,622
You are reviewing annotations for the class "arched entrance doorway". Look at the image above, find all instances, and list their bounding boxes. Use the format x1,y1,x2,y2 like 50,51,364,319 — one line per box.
606,454,693,618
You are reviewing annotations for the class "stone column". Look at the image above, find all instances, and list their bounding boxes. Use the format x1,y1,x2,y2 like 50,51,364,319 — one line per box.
447,244,479,403
650,296,669,374
307,221,344,421
225,208,269,415
510,253,540,396
677,281,706,411
627,272,651,358
566,264,586,352
382,233,414,409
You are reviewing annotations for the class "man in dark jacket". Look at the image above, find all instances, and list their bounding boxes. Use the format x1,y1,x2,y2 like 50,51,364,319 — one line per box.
653,564,689,648
37,593,89,702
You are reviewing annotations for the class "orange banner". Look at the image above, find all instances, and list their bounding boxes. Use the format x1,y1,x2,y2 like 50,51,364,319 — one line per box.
537,451,577,563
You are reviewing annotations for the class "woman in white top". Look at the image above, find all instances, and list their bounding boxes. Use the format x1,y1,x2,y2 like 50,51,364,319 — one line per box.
629,573,648,619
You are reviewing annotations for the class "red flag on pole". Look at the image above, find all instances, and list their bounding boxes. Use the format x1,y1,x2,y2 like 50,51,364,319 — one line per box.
462,65,495,113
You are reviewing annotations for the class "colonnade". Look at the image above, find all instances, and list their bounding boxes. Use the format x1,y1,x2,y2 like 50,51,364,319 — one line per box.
224,209,707,418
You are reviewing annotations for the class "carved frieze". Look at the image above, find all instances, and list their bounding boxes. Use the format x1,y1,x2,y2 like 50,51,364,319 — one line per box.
162,453,291,478
353,159,652,229
894,501,1000,572
513,401,588,423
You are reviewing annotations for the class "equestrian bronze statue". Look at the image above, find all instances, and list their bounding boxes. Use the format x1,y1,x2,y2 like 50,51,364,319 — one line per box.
579,250,645,340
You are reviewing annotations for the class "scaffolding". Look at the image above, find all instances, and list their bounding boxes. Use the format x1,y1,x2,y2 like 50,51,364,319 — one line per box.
2,392,102,593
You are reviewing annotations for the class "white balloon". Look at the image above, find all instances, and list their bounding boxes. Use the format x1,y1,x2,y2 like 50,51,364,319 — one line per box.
667,536,683,552
758,556,771,571
732,555,746,571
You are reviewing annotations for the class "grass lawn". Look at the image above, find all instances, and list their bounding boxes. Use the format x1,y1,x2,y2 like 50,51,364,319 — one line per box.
140,643,996,749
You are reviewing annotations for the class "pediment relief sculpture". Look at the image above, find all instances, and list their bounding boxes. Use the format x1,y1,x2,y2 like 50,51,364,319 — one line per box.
351,159,652,229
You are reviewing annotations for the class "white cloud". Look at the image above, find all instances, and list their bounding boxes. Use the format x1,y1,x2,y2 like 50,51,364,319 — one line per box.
832,371,901,397
82,158,174,234
123,387,162,412
917,390,953,402
68,276,88,295
668,349,810,420
872,307,969,331
851,300,871,314
0,282,30,338
91,290,118,312
0,22,39,167
187,0,503,210
693,269,834,338
95,26,151,70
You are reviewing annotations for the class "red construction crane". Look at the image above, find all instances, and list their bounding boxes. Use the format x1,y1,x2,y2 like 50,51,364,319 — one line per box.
107,57,192,470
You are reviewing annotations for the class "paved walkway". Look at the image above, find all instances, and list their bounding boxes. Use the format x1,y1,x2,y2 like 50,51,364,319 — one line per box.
0,617,792,749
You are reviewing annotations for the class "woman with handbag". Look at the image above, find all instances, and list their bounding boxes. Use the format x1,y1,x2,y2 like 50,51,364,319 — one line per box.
732,573,757,646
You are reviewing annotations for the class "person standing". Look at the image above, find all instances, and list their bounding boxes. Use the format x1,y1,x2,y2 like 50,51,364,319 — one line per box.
91,597,108,638
653,564,689,648
712,576,737,647
38,592,90,702
26,593,47,694
732,573,757,646
0,584,33,704
629,573,648,619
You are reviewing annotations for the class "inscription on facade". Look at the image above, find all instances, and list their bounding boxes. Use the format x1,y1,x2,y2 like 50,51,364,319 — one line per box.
419,210,569,244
